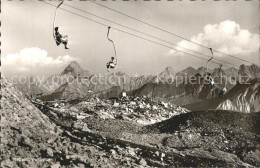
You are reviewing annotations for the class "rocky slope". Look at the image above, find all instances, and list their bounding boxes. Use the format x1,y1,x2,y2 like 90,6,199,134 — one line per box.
142,110,260,167
1,75,59,167
34,98,260,167
2,75,168,167
2,73,259,167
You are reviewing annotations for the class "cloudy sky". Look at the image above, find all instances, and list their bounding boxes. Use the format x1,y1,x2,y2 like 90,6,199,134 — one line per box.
2,0,259,78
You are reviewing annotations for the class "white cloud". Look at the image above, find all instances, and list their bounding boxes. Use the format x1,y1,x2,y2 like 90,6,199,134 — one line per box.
165,49,176,56
167,20,259,57
2,47,76,75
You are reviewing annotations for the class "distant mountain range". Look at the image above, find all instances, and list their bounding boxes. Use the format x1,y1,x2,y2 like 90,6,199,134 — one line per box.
11,61,260,112
185,78,260,113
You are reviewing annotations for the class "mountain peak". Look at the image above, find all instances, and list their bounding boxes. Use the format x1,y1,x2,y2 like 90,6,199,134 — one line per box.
61,61,84,76
186,66,196,71
238,64,260,79
196,67,209,75
164,66,174,72
160,66,175,76
197,67,207,71
179,66,196,74
227,66,238,71
67,60,81,68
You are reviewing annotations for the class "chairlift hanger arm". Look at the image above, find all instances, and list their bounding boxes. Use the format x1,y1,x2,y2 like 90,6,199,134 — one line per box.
206,48,214,72
107,26,117,65
53,0,64,40
107,26,112,42
208,48,214,62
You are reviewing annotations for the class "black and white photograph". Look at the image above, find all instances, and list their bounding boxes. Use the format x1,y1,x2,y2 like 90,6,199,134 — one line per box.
1,0,260,167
